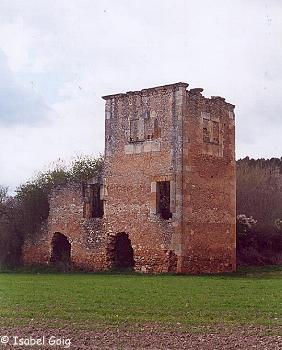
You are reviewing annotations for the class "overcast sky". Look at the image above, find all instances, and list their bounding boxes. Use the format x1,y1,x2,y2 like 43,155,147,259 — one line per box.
0,0,281,191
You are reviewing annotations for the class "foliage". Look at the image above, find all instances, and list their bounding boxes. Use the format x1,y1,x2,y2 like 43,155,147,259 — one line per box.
236,157,282,266
14,159,70,239
0,197,24,266
274,218,282,232
237,231,282,266
0,155,104,267
236,214,257,235
15,154,104,239
237,157,282,232
69,155,104,182
0,185,8,205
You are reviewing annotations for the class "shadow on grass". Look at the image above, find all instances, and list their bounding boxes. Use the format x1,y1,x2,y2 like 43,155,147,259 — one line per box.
0,264,281,278
0,264,138,275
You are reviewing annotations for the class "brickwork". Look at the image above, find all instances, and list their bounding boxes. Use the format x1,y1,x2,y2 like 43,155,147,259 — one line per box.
23,182,108,271
181,90,236,273
22,82,236,273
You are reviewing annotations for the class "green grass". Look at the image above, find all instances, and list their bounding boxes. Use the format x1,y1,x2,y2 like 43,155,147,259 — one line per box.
0,266,281,330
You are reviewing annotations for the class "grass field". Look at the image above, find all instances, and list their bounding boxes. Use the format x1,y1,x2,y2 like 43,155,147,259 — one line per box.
0,266,281,331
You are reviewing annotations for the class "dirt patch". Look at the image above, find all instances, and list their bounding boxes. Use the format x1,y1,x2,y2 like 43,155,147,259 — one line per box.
0,325,281,349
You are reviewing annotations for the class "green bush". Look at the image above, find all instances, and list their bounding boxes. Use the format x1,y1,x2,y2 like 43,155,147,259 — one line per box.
0,155,104,267
237,230,282,265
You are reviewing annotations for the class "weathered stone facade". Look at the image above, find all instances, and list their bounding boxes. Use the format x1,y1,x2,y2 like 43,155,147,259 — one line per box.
23,82,236,273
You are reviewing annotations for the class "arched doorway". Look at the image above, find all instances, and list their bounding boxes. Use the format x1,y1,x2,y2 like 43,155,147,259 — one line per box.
108,233,135,270
50,232,71,264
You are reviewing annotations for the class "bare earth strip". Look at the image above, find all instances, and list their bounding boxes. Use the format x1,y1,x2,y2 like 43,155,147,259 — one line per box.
1,326,281,350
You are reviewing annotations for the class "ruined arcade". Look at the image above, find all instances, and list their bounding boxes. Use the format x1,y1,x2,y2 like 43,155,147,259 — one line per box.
23,82,236,274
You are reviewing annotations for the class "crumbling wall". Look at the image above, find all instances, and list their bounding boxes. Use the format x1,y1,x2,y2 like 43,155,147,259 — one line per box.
22,182,109,271
179,88,236,273
23,82,236,274
102,83,187,273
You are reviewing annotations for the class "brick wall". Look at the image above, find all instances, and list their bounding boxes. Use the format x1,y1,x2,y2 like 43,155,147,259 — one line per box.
180,89,236,273
22,82,236,274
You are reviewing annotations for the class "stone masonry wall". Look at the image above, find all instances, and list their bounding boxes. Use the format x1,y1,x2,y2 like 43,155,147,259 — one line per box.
22,183,108,271
102,83,187,273
180,89,236,273
22,82,236,274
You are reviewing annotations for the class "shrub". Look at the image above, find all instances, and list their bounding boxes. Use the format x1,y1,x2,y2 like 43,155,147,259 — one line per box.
0,155,104,267
237,214,257,235
274,218,282,233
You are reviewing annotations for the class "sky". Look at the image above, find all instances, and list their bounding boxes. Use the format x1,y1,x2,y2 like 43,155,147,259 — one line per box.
0,0,281,191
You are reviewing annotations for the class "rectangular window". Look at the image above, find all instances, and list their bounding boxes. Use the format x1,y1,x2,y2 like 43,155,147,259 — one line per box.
156,181,172,220
130,119,138,142
130,118,145,142
84,184,104,218
212,121,219,144
91,184,104,218
203,118,210,143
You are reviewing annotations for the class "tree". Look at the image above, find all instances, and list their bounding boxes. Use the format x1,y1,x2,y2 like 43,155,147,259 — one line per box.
0,195,24,266
237,157,282,232
15,155,104,239
0,185,8,205
236,214,257,235
69,155,103,182
0,155,104,267
274,218,282,233
236,158,282,265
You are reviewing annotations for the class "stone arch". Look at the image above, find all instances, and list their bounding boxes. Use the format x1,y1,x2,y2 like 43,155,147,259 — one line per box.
50,232,71,265
107,232,135,270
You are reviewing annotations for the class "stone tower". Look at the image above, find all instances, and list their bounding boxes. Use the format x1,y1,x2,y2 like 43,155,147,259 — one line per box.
102,82,236,273
22,82,236,274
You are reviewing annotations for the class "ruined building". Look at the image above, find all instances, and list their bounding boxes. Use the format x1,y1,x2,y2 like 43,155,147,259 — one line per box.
23,82,236,273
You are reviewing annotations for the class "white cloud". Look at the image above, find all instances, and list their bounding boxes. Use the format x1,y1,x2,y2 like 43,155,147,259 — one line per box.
0,0,281,190
0,50,49,126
